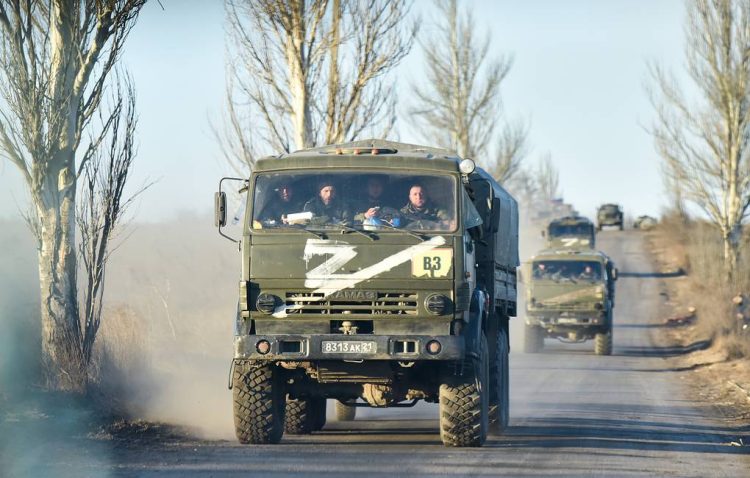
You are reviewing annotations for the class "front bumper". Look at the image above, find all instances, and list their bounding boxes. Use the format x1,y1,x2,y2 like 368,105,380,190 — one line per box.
234,334,464,361
526,310,605,328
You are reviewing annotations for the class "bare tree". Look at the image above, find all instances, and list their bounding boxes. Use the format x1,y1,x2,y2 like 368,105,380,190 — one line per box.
409,0,526,182
0,1,145,391
78,78,146,367
649,0,750,283
536,153,560,202
223,0,416,164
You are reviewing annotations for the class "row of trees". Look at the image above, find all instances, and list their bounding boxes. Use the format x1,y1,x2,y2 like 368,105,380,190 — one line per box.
221,0,528,184
649,0,750,286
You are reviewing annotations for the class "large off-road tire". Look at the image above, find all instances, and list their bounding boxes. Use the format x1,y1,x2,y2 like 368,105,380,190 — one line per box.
595,329,613,356
233,361,286,444
311,398,327,431
489,325,510,434
284,397,315,435
524,325,544,353
335,400,356,421
439,334,489,447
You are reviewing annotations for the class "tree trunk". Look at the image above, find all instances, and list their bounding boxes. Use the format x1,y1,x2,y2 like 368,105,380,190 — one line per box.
35,160,85,392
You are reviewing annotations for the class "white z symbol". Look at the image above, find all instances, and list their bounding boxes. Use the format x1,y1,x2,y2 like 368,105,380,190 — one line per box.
303,239,358,287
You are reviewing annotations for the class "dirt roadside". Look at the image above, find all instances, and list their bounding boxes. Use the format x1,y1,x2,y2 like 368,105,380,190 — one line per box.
645,227,750,424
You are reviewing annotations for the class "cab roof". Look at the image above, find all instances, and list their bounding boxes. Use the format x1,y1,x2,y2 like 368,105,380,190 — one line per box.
254,139,465,173
548,215,594,226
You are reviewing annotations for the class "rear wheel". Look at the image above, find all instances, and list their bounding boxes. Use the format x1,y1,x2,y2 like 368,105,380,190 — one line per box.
335,400,356,421
489,325,510,434
285,397,314,435
439,333,489,447
524,324,544,353
233,361,285,444
595,329,613,355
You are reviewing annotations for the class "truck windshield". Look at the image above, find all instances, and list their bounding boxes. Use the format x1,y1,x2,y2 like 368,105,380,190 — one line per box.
549,224,593,237
532,260,602,282
251,171,458,232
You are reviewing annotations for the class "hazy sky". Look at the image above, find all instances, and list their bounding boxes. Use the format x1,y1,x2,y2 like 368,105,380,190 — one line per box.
0,0,685,222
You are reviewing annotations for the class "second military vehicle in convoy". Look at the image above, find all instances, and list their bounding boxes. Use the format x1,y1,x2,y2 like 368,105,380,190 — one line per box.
524,248,617,355
215,140,519,447
597,203,624,230
543,215,596,250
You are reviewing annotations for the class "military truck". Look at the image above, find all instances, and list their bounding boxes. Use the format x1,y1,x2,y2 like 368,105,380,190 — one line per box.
523,249,617,355
597,203,624,230
214,140,519,447
543,215,596,250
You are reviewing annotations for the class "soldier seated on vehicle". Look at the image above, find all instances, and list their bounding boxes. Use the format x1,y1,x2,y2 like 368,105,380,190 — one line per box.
304,179,352,225
354,176,402,227
258,182,302,226
578,264,599,281
533,263,548,280
400,184,453,230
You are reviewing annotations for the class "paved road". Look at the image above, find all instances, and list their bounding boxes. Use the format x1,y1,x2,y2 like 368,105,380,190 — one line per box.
14,231,750,477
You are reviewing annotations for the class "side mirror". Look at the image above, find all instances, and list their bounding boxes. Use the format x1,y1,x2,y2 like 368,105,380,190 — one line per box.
215,191,227,228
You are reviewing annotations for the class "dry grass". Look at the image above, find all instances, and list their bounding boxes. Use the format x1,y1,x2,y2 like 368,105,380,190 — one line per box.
653,215,750,357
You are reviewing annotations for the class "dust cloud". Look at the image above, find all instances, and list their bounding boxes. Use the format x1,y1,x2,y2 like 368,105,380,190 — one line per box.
510,205,548,353
0,220,114,477
99,213,238,439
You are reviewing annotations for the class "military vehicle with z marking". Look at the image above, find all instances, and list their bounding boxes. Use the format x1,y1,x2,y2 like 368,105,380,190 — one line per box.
214,140,519,447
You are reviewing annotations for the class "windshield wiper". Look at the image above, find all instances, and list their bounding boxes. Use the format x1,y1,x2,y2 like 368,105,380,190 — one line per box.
337,223,376,241
300,225,327,239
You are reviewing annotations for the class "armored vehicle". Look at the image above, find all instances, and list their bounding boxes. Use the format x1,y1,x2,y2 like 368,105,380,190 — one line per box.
215,140,519,447
544,216,595,250
597,203,624,230
523,249,617,355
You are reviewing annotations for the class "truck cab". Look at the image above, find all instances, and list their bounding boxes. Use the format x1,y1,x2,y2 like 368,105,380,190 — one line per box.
215,140,519,447
523,249,617,355
544,215,596,250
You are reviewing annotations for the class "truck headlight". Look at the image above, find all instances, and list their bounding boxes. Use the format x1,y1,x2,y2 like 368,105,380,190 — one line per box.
425,294,449,315
256,293,279,314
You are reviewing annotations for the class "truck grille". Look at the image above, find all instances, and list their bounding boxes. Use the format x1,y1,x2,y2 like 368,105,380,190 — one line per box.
284,292,418,316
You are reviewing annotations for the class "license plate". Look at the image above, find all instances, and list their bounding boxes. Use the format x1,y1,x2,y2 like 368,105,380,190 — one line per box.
557,318,579,324
322,341,377,354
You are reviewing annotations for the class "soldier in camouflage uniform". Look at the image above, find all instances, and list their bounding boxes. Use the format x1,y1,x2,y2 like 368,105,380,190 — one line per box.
303,179,352,225
400,184,451,229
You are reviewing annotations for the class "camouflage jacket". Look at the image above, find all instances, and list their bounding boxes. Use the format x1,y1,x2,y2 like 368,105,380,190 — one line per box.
399,202,449,223
303,197,352,224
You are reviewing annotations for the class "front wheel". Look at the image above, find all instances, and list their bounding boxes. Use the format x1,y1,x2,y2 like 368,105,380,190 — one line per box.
595,329,613,355
439,333,489,447
233,361,286,444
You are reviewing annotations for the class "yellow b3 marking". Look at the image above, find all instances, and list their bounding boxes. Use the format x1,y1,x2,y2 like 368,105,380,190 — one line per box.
412,248,453,278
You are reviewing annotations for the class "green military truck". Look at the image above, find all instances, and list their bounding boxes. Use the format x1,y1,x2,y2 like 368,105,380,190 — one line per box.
597,203,624,230
215,140,519,447
523,249,617,355
543,215,596,250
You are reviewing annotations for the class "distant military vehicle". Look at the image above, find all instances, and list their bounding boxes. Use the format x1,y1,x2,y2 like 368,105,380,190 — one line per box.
597,204,624,230
633,215,657,230
544,215,596,250
215,140,519,447
523,249,617,355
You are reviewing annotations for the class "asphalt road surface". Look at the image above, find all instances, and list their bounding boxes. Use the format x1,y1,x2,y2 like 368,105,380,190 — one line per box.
18,231,750,477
